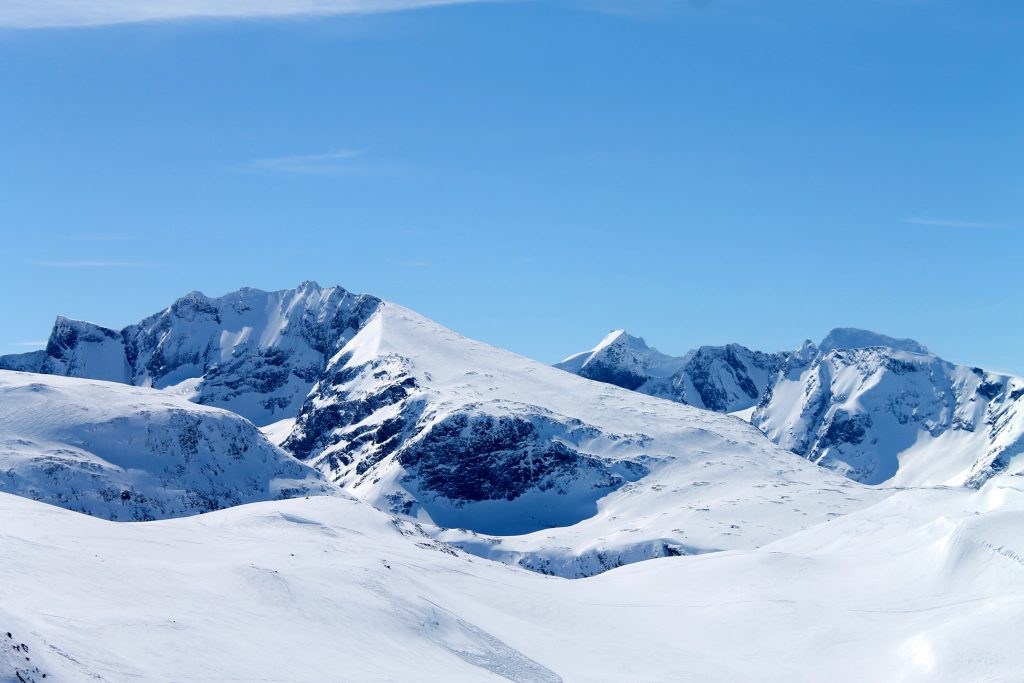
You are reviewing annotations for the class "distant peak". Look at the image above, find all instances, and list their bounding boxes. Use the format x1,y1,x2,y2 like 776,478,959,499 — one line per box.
593,329,651,353
594,329,627,349
820,328,929,355
51,315,114,332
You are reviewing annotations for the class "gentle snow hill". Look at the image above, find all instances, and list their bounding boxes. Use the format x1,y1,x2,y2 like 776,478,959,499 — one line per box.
0,282,380,426
283,302,884,576
2,474,1023,682
0,370,333,521
561,327,1024,488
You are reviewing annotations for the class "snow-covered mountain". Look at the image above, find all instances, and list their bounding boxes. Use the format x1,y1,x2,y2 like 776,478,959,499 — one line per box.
560,327,1024,488
0,282,381,426
0,370,333,520
2,471,1022,682
0,286,881,575
555,330,786,413
753,336,1024,487
10,282,1020,572
282,302,882,576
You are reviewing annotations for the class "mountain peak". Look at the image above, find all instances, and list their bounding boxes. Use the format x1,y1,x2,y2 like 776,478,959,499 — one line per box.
592,329,651,353
819,328,929,355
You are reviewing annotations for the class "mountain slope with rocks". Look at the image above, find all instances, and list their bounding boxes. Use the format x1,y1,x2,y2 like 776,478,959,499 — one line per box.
753,337,1024,487
282,302,882,576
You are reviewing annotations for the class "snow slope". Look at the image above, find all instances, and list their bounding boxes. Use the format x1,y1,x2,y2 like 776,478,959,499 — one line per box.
0,370,333,521
283,303,883,576
2,473,1023,682
0,282,381,426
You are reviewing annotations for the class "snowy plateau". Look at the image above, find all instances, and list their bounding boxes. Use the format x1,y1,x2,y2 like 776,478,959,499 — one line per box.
1,282,1023,682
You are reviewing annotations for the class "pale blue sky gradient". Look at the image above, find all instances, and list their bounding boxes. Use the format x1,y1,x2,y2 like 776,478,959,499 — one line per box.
1,1,1022,372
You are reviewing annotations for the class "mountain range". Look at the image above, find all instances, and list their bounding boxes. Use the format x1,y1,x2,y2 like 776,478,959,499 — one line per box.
0,282,380,427
0,285,880,576
2,281,1023,681
558,327,1024,487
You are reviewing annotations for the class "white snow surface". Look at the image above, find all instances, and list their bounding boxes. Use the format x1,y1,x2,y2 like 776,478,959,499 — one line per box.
2,473,1024,682
285,303,884,576
0,370,333,521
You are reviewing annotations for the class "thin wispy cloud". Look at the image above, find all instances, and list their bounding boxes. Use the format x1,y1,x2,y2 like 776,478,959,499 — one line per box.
66,234,143,242
31,260,150,268
247,148,364,175
14,341,48,347
242,148,411,177
0,0,486,29
574,0,712,18
386,257,433,268
903,218,1010,230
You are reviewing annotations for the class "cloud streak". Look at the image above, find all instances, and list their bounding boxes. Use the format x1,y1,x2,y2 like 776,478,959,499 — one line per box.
31,260,150,268
0,0,485,29
903,218,1010,230
247,148,364,175
242,148,411,177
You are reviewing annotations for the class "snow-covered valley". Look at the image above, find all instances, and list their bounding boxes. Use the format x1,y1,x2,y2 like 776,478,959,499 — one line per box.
3,475,1023,682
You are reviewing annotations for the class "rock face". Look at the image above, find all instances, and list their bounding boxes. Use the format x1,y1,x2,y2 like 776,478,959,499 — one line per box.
0,349,46,373
0,370,334,521
0,282,381,426
560,328,1024,488
282,302,881,575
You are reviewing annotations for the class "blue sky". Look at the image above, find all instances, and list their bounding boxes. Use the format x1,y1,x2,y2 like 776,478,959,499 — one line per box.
1,0,1021,372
